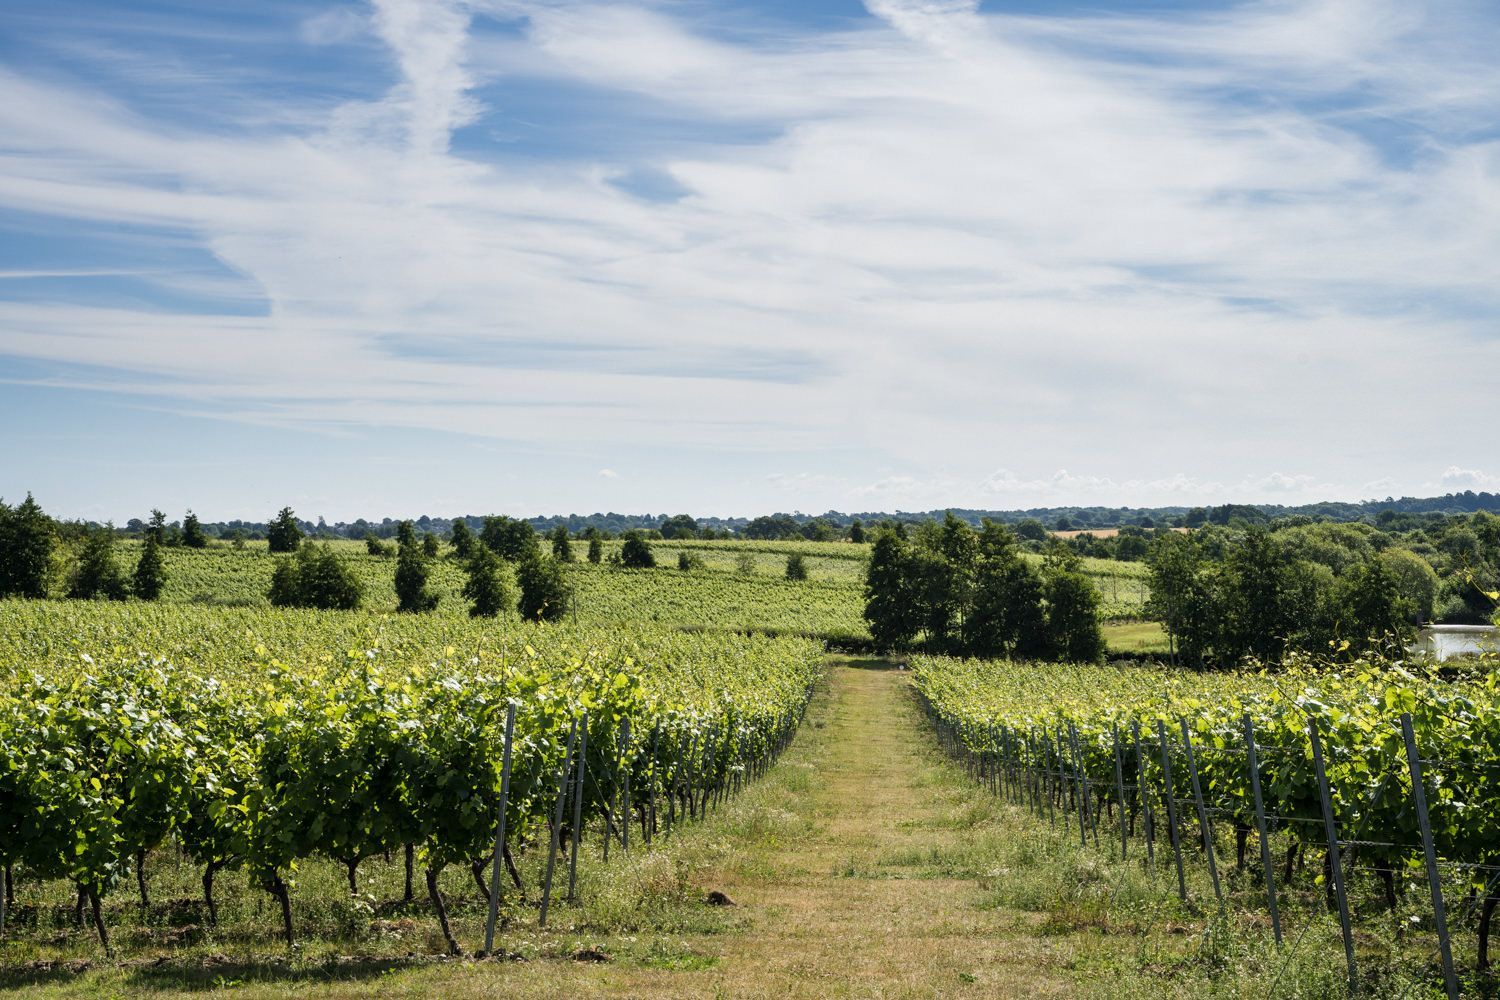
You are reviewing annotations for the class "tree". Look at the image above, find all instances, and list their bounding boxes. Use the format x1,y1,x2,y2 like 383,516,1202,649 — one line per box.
1146,533,1220,667
1335,557,1416,657
365,534,391,557
1044,567,1106,663
678,551,704,571
146,509,168,546
1014,519,1048,542
848,519,866,544
462,546,511,618
449,518,475,559
964,521,1046,658
394,522,439,613
660,514,698,539
133,535,167,600
785,552,808,581
0,493,54,599
550,525,574,562
396,520,417,548
587,534,603,564
267,544,362,610
801,518,837,542
480,516,537,561
620,531,655,568
516,551,571,621
181,510,208,548
864,530,917,650
743,514,800,540
422,533,440,559
267,507,303,554
70,526,130,600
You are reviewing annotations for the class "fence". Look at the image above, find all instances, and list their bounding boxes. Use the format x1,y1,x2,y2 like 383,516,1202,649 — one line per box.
920,695,1500,998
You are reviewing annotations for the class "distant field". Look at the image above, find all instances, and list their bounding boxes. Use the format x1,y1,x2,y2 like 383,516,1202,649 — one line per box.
1100,619,1171,654
1049,526,1191,539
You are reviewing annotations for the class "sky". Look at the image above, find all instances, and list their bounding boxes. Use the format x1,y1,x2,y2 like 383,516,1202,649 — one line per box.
1,0,1498,523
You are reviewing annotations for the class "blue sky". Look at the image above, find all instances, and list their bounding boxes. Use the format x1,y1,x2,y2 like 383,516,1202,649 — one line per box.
2,0,1498,523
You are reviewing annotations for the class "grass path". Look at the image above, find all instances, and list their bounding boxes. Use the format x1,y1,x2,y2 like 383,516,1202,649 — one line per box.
488,656,1086,998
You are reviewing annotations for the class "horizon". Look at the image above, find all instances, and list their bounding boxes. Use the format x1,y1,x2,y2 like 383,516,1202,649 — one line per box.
3,0,1499,520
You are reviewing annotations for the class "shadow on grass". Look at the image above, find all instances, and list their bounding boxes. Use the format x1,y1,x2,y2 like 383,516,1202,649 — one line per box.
830,655,906,672
123,953,463,993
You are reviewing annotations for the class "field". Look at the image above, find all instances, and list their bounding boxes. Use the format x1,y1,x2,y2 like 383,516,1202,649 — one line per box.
111,538,1151,644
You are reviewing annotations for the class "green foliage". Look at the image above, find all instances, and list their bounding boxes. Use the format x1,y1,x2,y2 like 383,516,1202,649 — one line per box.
480,515,538,561
964,522,1046,659
1042,568,1105,663
735,552,756,575
660,514,698,539
0,493,54,599
365,533,391,557
864,530,917,650
267,544,362,610
267,507,303,554
551,524,574,562
785,552,809,581
146,509,168,546
678,550,705,571
181,510,208,548
449,518,474,558
1014,519,1048,542
133,535,167,601
848,519,865,544
422,533,440,558
69,526,129,601
620,530,656,568
587,534,604,564
461,545,511,618
394,523,440,614
516,550,572,621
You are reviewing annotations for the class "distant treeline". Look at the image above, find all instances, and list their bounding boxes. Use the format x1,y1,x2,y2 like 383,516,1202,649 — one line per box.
97,490,1500,543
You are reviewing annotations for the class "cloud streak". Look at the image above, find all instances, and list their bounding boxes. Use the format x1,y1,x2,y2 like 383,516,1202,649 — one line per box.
1,0,1498,514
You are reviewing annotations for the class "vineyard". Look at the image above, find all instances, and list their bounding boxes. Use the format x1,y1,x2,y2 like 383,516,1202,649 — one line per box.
912,654,1500,996
0,601,821,958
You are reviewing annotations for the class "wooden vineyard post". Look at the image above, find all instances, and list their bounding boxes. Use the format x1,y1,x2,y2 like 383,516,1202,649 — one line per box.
620,718,632,852
1068,724,1089,847
1400,713,1458,1000
1133,721,1155,868
567,713,589,902
1178,718,1223,905
1308,718,1356,994
539,717,578,927
1241,713,1281,945
483,702,517,955
1112,723,1128,860
646,723,660,845
1156,719,1187,901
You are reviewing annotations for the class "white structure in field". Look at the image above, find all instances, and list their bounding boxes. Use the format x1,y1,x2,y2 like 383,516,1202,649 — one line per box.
1411,625,1500,662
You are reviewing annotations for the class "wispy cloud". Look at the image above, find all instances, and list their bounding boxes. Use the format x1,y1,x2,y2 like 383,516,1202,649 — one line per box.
1,0,1498,515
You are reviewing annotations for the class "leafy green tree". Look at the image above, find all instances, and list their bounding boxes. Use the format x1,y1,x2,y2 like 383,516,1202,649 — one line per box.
1219,528,1307,663
267,507,303,554
785,552,809,580
422,533,440,559
660,514,698,539
965,521,1046,658
516,551,572,620
620,530,655,568
133,535,167,600
848,519,866,544
1377,548,1439,623
70,526,130,600
735,552,756,575
396,520,417,548
801,518,837,542
146,509,168,546
365,534,391,557
394,522,439,613
461,546,511,618
1334,557,1416,657
678,551,705,571
1146,532,1221,666
0,493,54,598
550,525,574,562
267,544,361,610
864,530,917,650
1014,519,1048,542
480,516,538,560
587,534,603,564
181,510,208,548
1044,566,1105,663
449,518,475,558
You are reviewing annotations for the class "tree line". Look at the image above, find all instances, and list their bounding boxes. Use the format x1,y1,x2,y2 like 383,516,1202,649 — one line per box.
862,514,1106,662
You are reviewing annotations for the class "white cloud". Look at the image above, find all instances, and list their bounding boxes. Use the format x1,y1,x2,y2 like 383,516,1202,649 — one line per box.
1437,466,1500,491
1,0,1499,513
597,468,619,479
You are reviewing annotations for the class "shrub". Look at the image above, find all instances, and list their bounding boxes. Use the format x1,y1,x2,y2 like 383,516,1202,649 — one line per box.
620,531,655,568
785,553,809,581
267,544,362,610
587,535,603,564
365,534,391,557
69,526,129,601
0,493,54,599
133,535,167,600
735,553,756,576
395,529,439,614
678,551,705,572
267,507,303,553
462,546,511,618
516,551,571,621
551,525,574,562
449,519,475,558
422,534,440,559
